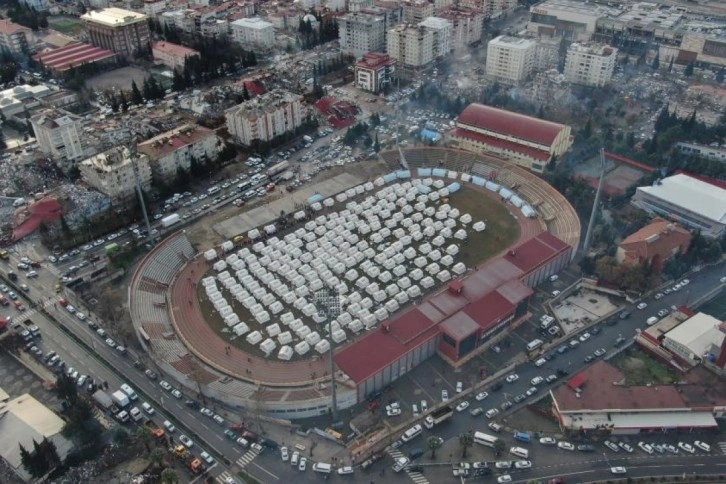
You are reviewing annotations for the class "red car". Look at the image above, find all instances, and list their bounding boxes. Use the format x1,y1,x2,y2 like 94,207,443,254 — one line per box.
366,401,380,412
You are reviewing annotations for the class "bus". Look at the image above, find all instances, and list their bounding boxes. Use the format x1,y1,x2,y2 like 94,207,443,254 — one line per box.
473,431,498,448
400,424,422,442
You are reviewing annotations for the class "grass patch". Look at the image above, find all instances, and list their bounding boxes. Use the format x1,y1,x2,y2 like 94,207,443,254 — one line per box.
610,347,678,385
198,184,520,359
698,288,726,320
48,16,84,34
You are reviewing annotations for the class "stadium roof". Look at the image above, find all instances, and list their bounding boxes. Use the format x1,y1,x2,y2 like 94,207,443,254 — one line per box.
35,42,116,72
452,128,551,161
637,174,726,224
457,103,567,147
504,232,570,272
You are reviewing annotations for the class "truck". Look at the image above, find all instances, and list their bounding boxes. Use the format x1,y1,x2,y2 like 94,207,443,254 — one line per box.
111,390,130,408
92,390,117,412
424,405,453,429
161,213,180,228
266,160,289,178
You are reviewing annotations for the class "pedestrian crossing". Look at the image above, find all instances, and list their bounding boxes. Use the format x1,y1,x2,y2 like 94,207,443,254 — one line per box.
387,448,429,484
717,442,726,454
216,471,236,484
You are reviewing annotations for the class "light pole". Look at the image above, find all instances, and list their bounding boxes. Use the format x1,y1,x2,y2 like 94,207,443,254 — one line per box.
314,285,340,422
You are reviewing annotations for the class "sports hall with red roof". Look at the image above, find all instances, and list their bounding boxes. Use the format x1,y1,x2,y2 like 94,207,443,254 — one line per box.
335,232,572,401
451,103,573,174
34,43,116,73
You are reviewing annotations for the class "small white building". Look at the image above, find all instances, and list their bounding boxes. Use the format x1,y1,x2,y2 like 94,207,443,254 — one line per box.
663,313,726,367
486,35,536,84
79,146,152,202
231,17,275,52
30,108,86,170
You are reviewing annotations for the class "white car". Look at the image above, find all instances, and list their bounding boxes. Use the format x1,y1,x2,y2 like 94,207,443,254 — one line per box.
618,442,634,453
163,420,175,433
280,447,289,461
720,277,726,284
485,408,499,419
337,466,354,475
392,457,410,472
455,401,470,412
694,441,711,452
213,414,225,425
495,461,512,469
579,332,591,342
171,389,182,399
557,441,574,451
505,373,519,383
604,440,620,452
456,381,463,392
539,437,556,445
298,457,307,471
475,391,489,401
160,380,172,391
636,302,648,310
200,451,214,465
497,475,513,483
678,442,695,454
200,408,214,417
179,435,193,448
638,442,654,454
530,376,544,386
386,407,401,417
420,400,428,412
250,443,263,452
290,451,300,466
610,467,627,475
514,460,531,469
76,312,86,321
441,389,449,402
551,290,561,297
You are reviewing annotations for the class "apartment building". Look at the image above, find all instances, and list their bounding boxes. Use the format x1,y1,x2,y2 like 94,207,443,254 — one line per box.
437,6,484,51
225,89,303,146
230,17,275,52
534,36,562,70
402,0,434,24
81,8,150,57
459,0,516,20
0,19,32,56
79,146,152,202
419,17,452,59
486,35,536,83
18,0,48,12
143,0,167,16
563,42,617,87
30,109,86,171
387,24,434,70
339,12,386,58
138,124,220,183
354,52,396,93
152,41,200,70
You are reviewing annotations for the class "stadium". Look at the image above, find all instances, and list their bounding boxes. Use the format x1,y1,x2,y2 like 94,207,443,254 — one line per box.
129,148,580,419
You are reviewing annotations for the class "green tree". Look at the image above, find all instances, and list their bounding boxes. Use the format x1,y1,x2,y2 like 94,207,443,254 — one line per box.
130,80,143,104
427,436,442,459
119,91,128,113
459,431,473,459
161,468,179,483
493,438,506,457
112,427,130,445
149,447,165,468
684,61,695,77
109,92,119,113
19,443,41,478
55,373,78,403
136,425,153,453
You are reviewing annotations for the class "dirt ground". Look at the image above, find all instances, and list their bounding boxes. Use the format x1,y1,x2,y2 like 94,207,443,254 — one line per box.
503,407,561,435
86,66,152,92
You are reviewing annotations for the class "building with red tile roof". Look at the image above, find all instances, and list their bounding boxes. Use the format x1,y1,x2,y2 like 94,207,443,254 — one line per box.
354,52,396,93
152,41,200,70
34,42,117,73
451,103,572,174
551,360,720,434
616,217,691,272
335,232,570,401
0,19,33,56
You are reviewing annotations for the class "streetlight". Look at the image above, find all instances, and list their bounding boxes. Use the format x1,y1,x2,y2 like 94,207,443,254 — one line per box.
313,285,340,422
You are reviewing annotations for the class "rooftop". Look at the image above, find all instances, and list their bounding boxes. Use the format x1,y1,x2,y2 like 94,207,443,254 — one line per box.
457,103,568,148
665,312,725,358
0,18,31,36
636,173,726,224
231,17,274,29
419,16,452,29
489,35,536,48
81,146,137,172
138,124,217,159
34,42,116,72
81,7,148,27
618,217,691,263
504,232,570,273
31,109,82,129
226,89,301,118
568,42,616,56
452,128,551,161
355,52,395,70
152,41,200,58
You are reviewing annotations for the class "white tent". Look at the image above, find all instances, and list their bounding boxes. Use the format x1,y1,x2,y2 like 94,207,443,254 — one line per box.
332,329,347,343
437,270,451,282
224,313,240,327
454,229,467,240
246,330,263,345
323,198,334,207
311,202,323,212
294,210,307,221
432,236,445,247
428,249,442,261
348,320,364,333
473,221,486,232
421,276,435,289
426,262,440,275
374,307,389,321
446,244,459,256
221,240,234,253
260,338,276,356
440,254,454,266
278,331,293,345
295,341,311,355
460,213,472,224
407,285,422,298
289,319,304,332
385,299,400,313
305,332,321,346
414,256,428,268
247,229,261,240
278,345,293,361
204,249,218,261
452,262,467,275
315,340,331,354
269,301,284,314
255,311,271,324
395,291,409,304
398,276,413,288
233,322,249,336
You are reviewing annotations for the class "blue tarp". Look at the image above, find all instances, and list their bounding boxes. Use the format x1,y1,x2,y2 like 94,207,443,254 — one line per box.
418,168,432,177
447,182,461,193
383,173,397,183
307,194,323,204
420,129,441,142
417,184,432,194
432,168,447,178
485,181,500,192
396,170,411,179
471,176,486,186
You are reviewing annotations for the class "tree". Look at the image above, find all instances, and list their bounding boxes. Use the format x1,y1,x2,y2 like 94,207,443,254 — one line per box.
149,448,165,468
19,443,42,478
112,427,130,445
55,373,79,403
493,438,506,457
684,61,694,77
109,92,119,113
130,80,143,104
161,468,179,483
427,435,442,459
136,425,153,453
374,133,381,153
119,90,128,113
459,431,473,459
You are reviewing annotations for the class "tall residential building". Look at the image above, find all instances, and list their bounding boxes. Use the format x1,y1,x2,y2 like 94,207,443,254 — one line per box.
81,8,150,57
79,146,152,202
339,12,386,58
30,109,85,171
354,52,396,93
138,124,221,183
459,0,516,20
18,0,48,12
230,18,275,51
348,0,374,12
225,89,303,146
419,17,452,59
0,19,32,56
387,24,434,70
402,0,434,24
563,42,617,87
534,36,562,70
437,6,484,51
485,35,536,83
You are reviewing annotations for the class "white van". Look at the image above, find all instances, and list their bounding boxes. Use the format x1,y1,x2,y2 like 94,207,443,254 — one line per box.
120,383,138,401
510,447,529,459
646,316,659,326
526,339,544,352
540,315,555,330
401,424,423,442
312,462,332,474
141,402,155,415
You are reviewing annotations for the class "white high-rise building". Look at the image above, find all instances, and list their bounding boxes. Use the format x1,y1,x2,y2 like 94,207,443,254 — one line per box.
485,35,536,83
437,6,484,52
419,17,452,59
225,89,303,146
231,17,275,51
79,146,152,202
30,109,85,172
387,24,434,70
564,42,617,87
339,12,386,58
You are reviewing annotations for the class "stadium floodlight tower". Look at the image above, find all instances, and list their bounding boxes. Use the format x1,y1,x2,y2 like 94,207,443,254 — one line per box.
582,147,606,257
313,285,341,422
123,122,153,243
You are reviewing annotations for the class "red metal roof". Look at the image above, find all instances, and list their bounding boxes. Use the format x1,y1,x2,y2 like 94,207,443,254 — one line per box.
504,232,569,273
457,104,567,147
12,197,63,241
464,290,515,334
605,151,657,173
567,372,588,390
35,43,116,72
452,128,551,162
